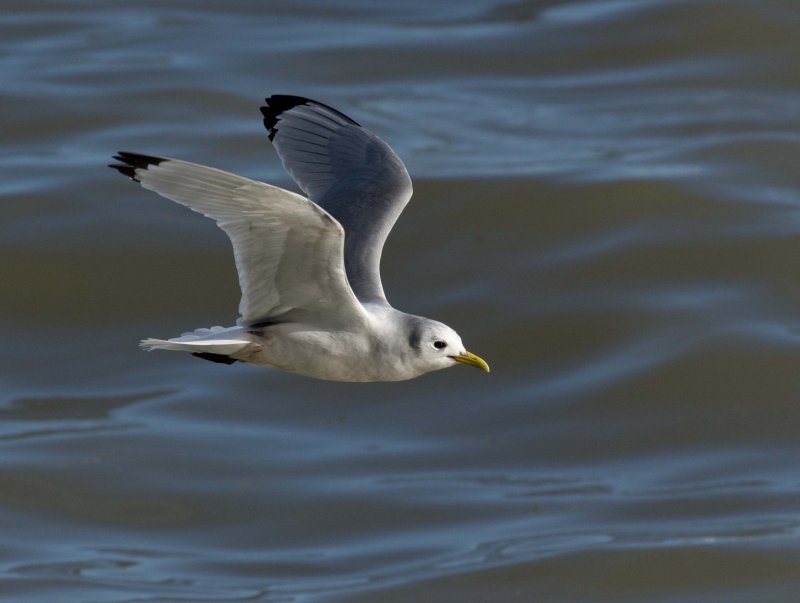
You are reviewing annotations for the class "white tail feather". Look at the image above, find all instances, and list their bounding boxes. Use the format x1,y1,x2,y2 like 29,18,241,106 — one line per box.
140,326,258,356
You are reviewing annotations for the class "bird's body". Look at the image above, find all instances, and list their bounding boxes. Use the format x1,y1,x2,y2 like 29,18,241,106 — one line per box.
111,95,488,382
145,305,453,382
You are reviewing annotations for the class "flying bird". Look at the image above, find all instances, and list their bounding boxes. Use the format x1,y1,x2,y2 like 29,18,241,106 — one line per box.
110,95,489,381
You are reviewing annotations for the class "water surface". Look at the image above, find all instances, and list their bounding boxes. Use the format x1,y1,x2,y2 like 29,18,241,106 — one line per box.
2,1,800,601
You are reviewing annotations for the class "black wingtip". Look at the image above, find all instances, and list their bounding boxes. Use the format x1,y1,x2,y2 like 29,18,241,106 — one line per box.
191,352,238,365
259,94,361,141
108,163,138,179
260,95,310,141
109,152,167,180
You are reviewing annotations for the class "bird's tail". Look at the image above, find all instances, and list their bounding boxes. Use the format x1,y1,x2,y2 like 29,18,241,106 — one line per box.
141,326,259,359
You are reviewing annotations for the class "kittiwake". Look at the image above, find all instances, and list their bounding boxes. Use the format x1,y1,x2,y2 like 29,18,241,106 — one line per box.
110,95,489,382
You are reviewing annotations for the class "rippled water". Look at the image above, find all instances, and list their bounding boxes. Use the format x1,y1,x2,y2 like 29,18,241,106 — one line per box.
2,1,800,601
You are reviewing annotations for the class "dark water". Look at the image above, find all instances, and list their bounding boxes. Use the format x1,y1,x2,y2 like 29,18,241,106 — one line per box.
2,1,800,601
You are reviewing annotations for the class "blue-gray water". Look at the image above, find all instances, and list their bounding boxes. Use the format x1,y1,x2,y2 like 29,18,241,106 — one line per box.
2,1,800,601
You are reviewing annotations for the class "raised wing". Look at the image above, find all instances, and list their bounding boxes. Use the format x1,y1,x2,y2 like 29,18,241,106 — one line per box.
110,152,367,329
260,95,413,305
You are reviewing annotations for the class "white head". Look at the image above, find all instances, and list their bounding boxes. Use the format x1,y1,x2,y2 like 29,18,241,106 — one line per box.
406,317,490,376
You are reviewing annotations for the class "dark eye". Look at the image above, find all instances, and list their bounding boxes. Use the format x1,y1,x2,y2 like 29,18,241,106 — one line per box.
433,340,447,350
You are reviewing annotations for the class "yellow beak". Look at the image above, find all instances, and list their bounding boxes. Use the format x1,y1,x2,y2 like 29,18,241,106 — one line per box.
452,351,490,373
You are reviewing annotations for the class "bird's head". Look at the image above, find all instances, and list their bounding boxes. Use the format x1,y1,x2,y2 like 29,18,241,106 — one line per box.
408,318,490,375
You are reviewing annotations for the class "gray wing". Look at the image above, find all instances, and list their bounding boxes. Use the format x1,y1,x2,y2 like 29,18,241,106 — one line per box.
260,95,413,305
110,152,368,329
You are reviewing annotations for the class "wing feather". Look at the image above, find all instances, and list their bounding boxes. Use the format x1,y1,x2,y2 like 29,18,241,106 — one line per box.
110,152,367,328
260,95,413,304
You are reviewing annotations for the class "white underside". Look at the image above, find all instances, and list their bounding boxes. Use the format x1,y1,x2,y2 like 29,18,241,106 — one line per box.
136,305,454,382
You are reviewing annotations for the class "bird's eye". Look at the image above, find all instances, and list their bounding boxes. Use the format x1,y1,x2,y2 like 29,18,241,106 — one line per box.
433,340,447,350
